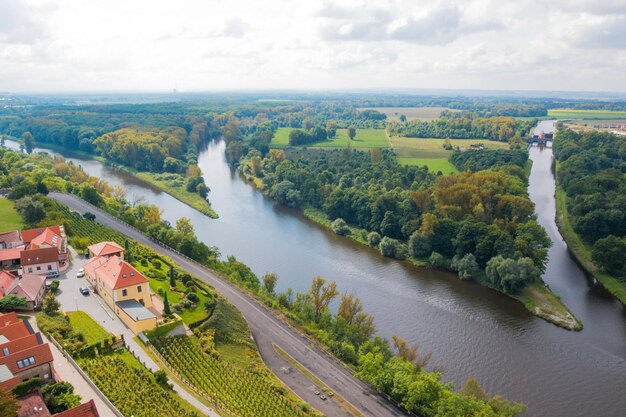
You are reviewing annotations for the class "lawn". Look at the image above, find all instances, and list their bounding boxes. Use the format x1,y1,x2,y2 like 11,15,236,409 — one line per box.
397,158,459,174
271,127,389,148
0,198,24,231
357,106,458,121
548,109,626,119
392,137,509,158
67,311,112,346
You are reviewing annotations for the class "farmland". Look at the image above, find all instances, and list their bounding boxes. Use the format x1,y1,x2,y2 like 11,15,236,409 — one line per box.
0,197,24,230
271,127,389,148
548,109,626,119
67,311,111,346
153,335,311,417
397,157,459,174
357,106,458,121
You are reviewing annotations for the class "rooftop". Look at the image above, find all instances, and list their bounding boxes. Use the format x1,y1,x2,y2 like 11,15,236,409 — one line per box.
17,390,50,417
116,299,156,322
85,255,148,290
88,241,124,257
20,247,59,266
0,247,24,262
54,399,101,417
21,226,63,245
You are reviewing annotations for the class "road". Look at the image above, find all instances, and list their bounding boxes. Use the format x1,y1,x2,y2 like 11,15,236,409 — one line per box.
50,192,405,417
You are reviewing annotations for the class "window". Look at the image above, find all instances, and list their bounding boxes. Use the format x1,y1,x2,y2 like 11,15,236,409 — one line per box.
28,267,33,273
36,266,41,271
122,289,127,297
137,285,142,293
2,347,9,356
47,265,52,271
16,356,35,369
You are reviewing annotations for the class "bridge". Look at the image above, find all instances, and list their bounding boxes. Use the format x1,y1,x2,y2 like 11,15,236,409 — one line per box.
528,130,553,145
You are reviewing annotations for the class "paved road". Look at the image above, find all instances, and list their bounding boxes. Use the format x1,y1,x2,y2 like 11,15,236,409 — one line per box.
51,192,406,417
54,247,218,417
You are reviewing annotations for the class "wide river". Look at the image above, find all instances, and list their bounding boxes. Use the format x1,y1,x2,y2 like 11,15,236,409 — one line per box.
5,132,625,417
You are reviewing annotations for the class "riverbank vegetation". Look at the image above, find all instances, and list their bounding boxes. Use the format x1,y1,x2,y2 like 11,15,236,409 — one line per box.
553,129,626,304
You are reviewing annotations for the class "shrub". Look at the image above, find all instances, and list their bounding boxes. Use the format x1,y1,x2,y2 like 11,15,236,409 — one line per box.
367,232,381,247
49,280,60,293
186,293,199,303
379,237,407,260
331,218,350,235
408,232,431,258
429,252,448,269
12,378,44,396
151,259,162,269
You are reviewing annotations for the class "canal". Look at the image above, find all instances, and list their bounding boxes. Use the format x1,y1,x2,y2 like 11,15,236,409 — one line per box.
5,135,625,417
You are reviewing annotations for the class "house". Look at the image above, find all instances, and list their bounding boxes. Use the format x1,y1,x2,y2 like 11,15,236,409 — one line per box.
0,230,23,249
16,390,100,417
20,247,60,277
84,254,156,334
0,271,47,310
21,226,68,266
87,241,124,259
0,247,24,269
0,312,54,386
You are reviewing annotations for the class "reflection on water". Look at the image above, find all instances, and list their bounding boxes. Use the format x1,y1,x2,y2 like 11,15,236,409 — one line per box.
6,138,625,417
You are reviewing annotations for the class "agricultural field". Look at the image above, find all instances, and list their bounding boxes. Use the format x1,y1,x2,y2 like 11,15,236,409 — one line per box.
548,109,626,119
397,158,459,174
0,197,24,230
271,127,389,148
153,335,311,417
67,311,111,346
357,106,458,121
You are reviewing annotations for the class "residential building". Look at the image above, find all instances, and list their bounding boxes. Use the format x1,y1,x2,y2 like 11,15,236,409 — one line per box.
0,247,24,269
21,226,68,266
87,241,124,259
84,254,156,334
0,230,23,249
0,312,54,387
20,247,60,277
16,390,101,417
0,271,47,310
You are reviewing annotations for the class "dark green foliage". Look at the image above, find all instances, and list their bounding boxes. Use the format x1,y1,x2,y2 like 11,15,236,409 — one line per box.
485,256,540,294
379,237,407,260
591,235,626,275
331,218,350,235
0,295,28,312
163,292,172,316
11,378,44,397
15,196,45,224
42,382,81,414
450,149,528,172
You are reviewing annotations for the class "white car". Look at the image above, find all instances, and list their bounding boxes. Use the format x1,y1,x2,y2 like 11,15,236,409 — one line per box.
77,268,85,278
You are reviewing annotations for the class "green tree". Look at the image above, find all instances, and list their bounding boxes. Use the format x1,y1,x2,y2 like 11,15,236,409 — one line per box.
15,197,45,224
0,388,19,417
176,217,195,236
0,295,28,312
21,131,35,154
592,235,625,274
348,127,356,140
42,382,81,413
169,266,176,288
408,231,431,258
331,218,350,235
456,253,479,280
163,292,172,316
309,276,338,322
262,272,278,295
42,293,60,315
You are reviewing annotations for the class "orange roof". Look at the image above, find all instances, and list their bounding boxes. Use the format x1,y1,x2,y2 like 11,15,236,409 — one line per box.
0,247,24,262
20,247,59,266
16,389,50,417
0,230,21,245
88,241,124,257
10,275,46,301
0,321,31,341
21,226,63,244
0,271,16,297
0,343,53,375
54,400,100,417
86,255,148,290
0,334,41,357
29,228,63,250
0,312,20,329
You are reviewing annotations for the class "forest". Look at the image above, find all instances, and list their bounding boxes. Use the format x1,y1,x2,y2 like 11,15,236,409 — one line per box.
553,129,626,276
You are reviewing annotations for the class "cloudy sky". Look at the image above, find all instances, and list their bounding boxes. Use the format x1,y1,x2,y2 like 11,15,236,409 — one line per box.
1,0,626,93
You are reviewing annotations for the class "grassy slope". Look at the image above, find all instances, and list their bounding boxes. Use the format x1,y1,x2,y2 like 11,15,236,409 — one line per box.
67,311,112,345
554,167,626,304
0,198,24,231
548,109,626,119
392,137,510,158
271,127,389,148
397,157,459,174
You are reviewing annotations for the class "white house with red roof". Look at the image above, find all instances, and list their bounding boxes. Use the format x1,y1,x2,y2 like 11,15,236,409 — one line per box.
84,251,156,334
0,271,47,310
87,241,124,259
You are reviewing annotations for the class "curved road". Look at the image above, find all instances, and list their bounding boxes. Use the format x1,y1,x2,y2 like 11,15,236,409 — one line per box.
51,193,405,417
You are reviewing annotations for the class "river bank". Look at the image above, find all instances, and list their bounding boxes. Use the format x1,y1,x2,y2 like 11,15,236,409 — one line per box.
240,170,580,330
553,163,626,305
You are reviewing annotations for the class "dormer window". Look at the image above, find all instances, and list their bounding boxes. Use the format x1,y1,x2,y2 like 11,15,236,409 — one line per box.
122,274,127,278
130,272,135,276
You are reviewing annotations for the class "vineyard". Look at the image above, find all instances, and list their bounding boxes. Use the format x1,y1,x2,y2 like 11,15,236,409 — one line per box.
79,351,200,417
153,336,311,417
54,203,128,246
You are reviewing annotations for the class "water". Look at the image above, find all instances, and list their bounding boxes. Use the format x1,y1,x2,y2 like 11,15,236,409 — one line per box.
6,137,625,417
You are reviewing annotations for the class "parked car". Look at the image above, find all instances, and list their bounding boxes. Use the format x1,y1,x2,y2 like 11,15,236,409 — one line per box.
79,287,89,295
77,268,85,278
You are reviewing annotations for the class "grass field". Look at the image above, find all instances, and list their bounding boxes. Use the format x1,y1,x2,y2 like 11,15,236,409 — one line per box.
357,106,458,121
397,158,459,174
271,127,389,148
0,198,24,231
392,137,509,158
67,311,112,345
548,109,626,119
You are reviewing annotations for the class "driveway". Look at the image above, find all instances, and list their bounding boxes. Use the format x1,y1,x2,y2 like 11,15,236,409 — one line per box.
54,247,218,417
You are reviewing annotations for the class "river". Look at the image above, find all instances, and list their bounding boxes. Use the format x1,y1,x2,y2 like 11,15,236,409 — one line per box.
5,135,625,417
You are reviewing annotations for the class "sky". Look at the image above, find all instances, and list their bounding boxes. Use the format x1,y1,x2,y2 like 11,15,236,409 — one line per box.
1,0,626,93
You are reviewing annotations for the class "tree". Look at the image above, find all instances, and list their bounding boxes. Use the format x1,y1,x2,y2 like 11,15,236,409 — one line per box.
0,295,28,312
309,276,338,322
263,272,278,295
124,240,132,263
42,382,81,413
348,127,356,140
459,378,488,401
169,266,176,288
0,388,18,417
399,115,407,123
456,253,479,280
21,131,35,154
331,218,350,235
367,232,381,247
176,217,195,236
163,292,172,316
408,232,431,258
79,184,103,206
42,293,60,315
337,293,362,325
392,335,418,363
15,197,45,224
592,235,625,274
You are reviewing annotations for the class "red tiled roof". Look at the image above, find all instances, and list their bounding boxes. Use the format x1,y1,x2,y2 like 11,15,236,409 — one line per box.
0,343,53,375
88,241,124,257
0,322,31,341
21,226,63,244
0,247,24,262
54,400,100,417
0,333,40,355
0,271,16,297
86,255,148,290
20,247,59,266
0,374,20,391
0,312,19,329
29,228,63,251
10,275,46,301
0,230,21,245
17,390,50,417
